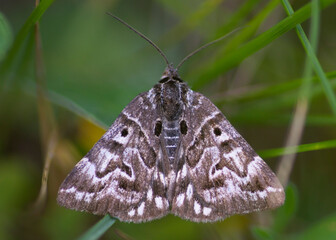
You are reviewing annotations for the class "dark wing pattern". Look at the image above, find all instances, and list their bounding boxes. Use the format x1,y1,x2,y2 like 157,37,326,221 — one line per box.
171,90,285,222
57,89,169,222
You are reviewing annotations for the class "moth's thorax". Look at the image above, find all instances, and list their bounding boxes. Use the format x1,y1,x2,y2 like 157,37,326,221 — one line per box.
161,81,182,120
159,66,184,121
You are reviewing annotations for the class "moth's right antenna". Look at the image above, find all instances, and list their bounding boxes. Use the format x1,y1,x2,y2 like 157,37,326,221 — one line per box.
176,27,244,70
106,12,170,66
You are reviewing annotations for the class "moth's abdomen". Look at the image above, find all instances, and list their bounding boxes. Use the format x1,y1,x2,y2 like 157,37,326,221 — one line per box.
163,120,180,162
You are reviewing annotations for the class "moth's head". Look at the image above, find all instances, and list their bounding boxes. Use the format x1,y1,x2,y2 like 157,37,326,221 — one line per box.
159,64,183,83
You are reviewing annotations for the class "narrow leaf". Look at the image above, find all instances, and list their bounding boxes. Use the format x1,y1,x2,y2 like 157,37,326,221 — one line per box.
0,0,55,83
78,215,116,240
0,12,13,60
259,139,336,158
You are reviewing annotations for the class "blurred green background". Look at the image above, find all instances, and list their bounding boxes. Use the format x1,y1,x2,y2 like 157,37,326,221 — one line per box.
1,0,336,239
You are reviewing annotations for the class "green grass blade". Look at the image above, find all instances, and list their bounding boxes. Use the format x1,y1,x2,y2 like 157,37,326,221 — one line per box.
213,0,261,38
0,12,13,61
47,89,109,129
77,215,116,240
0,0,55,84
305,115,336,126
230,113,336,126
281,0,336,115
299,0,320,100
221,0,280,53
259,139,336,158
189,0,336,89
216,71,336,105
23,82,109,129
218,78,336,123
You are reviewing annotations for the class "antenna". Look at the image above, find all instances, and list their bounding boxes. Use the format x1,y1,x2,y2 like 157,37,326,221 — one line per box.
106,12,170,66
176,27,244,70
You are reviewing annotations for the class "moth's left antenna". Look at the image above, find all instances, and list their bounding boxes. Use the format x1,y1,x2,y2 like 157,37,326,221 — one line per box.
106,12,170,66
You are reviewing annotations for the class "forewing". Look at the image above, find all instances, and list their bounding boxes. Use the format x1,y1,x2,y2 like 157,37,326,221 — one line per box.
57,89,169,222
171,90,285,222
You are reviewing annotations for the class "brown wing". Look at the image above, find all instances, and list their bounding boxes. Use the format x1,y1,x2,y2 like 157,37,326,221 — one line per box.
171,90,285,222
57,89,169,222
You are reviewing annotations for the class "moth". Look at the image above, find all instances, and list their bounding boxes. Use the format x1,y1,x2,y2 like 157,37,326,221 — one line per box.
57,14,285,223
